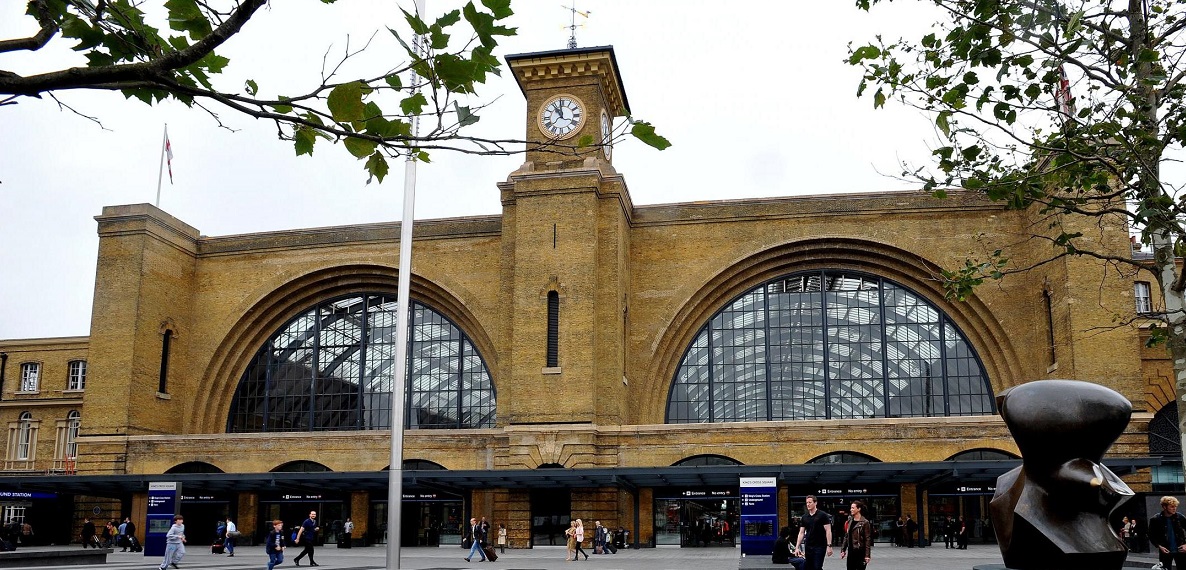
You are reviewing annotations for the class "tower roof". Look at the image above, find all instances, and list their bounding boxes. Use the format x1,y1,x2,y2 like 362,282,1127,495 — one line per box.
505,46,631,116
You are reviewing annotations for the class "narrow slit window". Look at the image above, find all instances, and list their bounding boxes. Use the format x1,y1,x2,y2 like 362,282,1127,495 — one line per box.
159,330,173,394
1135,281,1153,314
547,291,560,367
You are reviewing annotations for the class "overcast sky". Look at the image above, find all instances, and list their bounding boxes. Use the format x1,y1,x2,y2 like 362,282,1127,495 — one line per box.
0,1,961,339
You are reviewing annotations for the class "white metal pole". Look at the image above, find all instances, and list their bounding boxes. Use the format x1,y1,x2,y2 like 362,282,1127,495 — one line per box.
387,2,425,568
155,124,167,207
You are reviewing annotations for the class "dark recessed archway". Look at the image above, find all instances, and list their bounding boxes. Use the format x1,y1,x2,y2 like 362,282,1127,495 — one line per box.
945,449,1019,461
672,454,742,467
807,452,881,464
165,461,225,474
271,460,332,473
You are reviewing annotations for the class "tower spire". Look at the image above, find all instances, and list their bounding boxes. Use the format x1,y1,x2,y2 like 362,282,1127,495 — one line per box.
563,1,590,49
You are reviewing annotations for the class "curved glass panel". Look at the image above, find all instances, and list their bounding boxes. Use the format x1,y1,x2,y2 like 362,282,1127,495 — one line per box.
807,452,880,464
673,455,742,466
667,270,994,422
1150,402,1180,457
228,293,495,432
272,460,331,473
945,449,1018,461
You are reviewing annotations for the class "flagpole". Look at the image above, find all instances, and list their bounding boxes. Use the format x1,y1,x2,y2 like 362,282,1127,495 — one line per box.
387,1,425,568
155,124,168,208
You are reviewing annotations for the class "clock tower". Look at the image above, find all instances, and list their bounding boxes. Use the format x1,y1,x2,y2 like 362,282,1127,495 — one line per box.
496,46,635,428
506,46,629,167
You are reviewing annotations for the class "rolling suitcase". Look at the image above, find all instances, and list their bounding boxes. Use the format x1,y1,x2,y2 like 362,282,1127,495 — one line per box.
128,536,143,552
483,544,498,562
212,537,225,554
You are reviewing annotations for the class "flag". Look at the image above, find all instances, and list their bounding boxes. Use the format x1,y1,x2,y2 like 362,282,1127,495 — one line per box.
165,129,174,184
1056,64,1074,118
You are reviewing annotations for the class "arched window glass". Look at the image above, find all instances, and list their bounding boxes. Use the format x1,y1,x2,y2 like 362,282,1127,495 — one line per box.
673,455,742,467
807,452,880,464
272,460,331,473
65,411,80,460
946,449,1018,461
16,412,32,461
165,461,225,474
667,270,994,423
229,293,495,432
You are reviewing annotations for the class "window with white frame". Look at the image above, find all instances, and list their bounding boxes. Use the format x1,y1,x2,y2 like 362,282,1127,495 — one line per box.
65,411,80,460
1,506,25,525
19,363,39,393
1136,282,1153,314
67,361,86,391
15,413,32,461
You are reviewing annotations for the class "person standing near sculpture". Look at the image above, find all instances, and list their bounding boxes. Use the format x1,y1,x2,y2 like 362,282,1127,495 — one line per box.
793,495,833,570
840,500,872,570
1150,496,1186,569
293,510,320,566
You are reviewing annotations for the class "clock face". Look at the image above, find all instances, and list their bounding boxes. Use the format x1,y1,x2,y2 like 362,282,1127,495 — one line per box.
600,110,612,160
539,95,585,139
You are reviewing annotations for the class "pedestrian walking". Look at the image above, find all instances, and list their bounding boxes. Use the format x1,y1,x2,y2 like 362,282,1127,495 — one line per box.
265,519,287,570
80,517,96,548
463,517,488,562
293,510,320,566
793,495,833,570
158,515,186,570
565,520,577,561
574,519,590,560
840,500,872,570
223,517,238,557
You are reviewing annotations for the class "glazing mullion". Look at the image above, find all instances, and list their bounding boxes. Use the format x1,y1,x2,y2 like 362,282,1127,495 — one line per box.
403,302,416,429
357,296,370,431
706,322,716,423
762,284,773,421
940,316,950,416
878,278,891,418
819,270,832,420
311,306,321,431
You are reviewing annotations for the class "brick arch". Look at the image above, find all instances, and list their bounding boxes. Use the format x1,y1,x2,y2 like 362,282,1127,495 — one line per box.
191,264,497,433
637,237,1024,424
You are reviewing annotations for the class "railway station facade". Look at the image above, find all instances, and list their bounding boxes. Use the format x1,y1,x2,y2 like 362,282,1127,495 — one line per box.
0,46,1176,548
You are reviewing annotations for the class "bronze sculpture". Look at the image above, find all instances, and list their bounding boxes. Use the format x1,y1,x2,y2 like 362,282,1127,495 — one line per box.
989,379,1133,570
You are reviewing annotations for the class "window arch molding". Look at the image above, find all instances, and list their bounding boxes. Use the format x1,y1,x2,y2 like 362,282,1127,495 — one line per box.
194,265,496,433
640,238,1021,423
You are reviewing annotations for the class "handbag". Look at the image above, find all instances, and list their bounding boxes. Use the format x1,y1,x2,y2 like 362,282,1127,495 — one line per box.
227,531,241,538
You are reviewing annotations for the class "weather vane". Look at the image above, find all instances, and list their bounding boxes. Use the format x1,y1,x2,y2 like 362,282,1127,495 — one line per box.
562,2,590,49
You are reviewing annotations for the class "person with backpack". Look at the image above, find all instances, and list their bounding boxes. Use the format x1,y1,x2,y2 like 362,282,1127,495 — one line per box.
1150,496,1186,569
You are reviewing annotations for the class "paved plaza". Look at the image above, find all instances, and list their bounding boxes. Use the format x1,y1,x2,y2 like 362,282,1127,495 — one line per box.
5,544,1166,570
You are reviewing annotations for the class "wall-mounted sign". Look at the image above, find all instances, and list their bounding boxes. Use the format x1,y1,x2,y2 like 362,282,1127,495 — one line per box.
0,490,57,500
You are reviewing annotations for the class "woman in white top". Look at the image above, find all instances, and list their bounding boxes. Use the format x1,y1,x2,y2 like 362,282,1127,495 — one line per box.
573,519,589,561
497,523,507,553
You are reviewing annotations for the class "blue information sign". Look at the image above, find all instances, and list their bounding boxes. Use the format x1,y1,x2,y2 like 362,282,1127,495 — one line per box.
145,482,181,557
740,477,778,557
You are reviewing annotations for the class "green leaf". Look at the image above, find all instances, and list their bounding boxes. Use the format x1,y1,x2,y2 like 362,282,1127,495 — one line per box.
295,127,317,156
365,152,390,184
454,102,479,127
629,120,672,150
165,0,213,39
245,80,258,96
936,111,952,137
402,8,431,35
384,74,403,90
848,45,881,64
400,92,428,116
328,81,366,122
482,0,514,20
344,136,377,159
873,88,886,108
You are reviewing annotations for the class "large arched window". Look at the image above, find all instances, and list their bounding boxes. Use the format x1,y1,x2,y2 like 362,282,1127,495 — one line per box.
228,293,495,432
667,270,994,423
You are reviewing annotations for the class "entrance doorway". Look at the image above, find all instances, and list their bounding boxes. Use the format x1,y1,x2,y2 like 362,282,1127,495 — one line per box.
530,488,570,547
653,495,738,547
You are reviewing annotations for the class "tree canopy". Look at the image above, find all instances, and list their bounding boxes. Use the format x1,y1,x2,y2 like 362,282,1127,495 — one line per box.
850,0,1186,456
1,1,668,184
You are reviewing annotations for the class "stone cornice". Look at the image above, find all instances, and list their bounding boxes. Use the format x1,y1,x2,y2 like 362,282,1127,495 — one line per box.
0,337,89,349
507,47,629,116
197,216,503,256
631,190,1007,227
499,159,633,224
95,203,200,255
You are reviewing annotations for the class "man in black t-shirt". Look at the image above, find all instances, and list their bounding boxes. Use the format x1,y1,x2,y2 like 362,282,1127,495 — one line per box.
293,510,319,566
793,495,833,570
